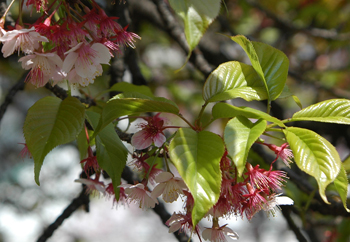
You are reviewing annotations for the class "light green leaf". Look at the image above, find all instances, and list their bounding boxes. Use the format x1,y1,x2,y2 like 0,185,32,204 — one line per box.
86,111,128,201
284,127,342,204
212,102,285,127
169,128,225,226
93,94,179,135
224,117,266,176
291,99,350,124
334,165,350,212
343,155,350,172
230,35,289,101
23,96,85,185
203,61,268,102
109,82,154,97
169,0,221,52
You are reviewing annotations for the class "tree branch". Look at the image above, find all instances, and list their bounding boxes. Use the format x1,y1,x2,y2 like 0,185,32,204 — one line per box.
36,186,90,242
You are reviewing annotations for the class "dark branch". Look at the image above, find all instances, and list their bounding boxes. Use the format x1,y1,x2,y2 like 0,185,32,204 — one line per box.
281,206,309,242
36,186,90,242
245,0,350,41
0,74,26,126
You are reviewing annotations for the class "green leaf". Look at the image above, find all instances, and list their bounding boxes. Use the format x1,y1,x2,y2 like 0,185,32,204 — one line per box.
94,94,179,135
283,127,342,204
278,85,303,109
203,61,268,102
169,0,221,52
77,125,89,161
224,117,266,176
334,165,350,212
169,128,225,226
109,82,154,97
212,102,285,127
291,99,350,124
230,35,289,101
343,155,350,172
86,111,128,201
23,96,85,185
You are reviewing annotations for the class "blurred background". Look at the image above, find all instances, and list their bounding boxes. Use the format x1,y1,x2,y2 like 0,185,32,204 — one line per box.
1,0,350,241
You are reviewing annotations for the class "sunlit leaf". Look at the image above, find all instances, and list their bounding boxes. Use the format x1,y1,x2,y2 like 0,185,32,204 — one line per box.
284,127,342,204
334,165,350,212
93,93,179,135
230,35,289,101
23,96,85,185
86,111,128,201
212,102,285,127
169,0,221,52
169,128,225,226
224,117,266,176
291,99,350,124
203,61,267,102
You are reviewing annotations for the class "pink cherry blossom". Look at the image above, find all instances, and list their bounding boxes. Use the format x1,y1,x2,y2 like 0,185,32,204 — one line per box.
264,143,294,167
0,26,48,57
131,113,167,150
75,178,106,196
262,194,294,217
202,225,239,242
151,172,187,203
18,52,64,87
119,183,158,210
19,143,32,159
62,42,111,86
166,212,194,234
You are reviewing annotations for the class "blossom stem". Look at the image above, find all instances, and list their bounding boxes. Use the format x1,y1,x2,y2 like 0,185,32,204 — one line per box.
265,127,284,133
262,132,285,141
195,102,208,128
0,0,16,26
177,113,196,130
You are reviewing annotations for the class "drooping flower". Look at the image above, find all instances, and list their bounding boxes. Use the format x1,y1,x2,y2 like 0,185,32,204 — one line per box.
80,147,100,176
166,212,194,234
241,183,266,220
19,143,32,159
0,26,48,57
151,172,187,203
62,42,111,86
131,113,167,150
265,143,294,167
26,0,48,12
18,52,65,87
263,169,288,192
119,183,158,210
244,163,270,190
262,194,294,217
75,178,106,196
202,225,239,242
106,183,128,208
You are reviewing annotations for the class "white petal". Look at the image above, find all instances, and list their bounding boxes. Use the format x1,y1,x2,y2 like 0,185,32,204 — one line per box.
62,52,78,73
155,172,173,183
91,43,111,64
276,196,294,205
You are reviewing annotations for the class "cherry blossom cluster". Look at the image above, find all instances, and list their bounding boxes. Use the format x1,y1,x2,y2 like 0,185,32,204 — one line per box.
0,0,139,87
74,113,294,242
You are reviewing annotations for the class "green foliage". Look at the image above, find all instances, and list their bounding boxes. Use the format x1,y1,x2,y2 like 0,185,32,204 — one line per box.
23,96,85,185
202,61,267,102
284,127,342,204
212,102,285,127
169,0,221,53
109,82,154,97
93,93,179,135
291,99,350,124
224,117,266,176
169,128,225,226
334,166,350,212
230,35,289,102
86,111,128,201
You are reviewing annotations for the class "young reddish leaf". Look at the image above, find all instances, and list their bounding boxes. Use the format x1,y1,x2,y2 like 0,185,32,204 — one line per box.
283,127,342,204
23,96,85,185
169,128,225,227
224,117,267,176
